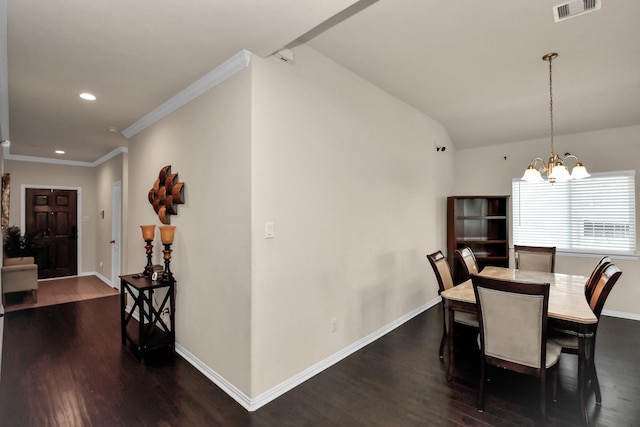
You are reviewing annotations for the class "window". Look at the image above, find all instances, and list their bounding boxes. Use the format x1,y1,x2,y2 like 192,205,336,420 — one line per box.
512,170,636,255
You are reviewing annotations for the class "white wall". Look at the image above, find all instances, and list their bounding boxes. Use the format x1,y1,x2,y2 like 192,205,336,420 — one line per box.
249,45,454,396
454,125,640,317
126,66,254,393
124,45,455,402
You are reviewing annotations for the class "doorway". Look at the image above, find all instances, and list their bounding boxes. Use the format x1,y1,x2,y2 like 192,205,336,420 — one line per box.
111,182,122,289
24,188,78,279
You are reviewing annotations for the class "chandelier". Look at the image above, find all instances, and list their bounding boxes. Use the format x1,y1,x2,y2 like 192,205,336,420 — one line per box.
522,53,589,183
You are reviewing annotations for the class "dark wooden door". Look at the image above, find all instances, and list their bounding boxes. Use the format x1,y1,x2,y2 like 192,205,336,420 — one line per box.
25,188,78,279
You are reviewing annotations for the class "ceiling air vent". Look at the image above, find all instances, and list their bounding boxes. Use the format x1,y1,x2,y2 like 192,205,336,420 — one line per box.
553,0,602,22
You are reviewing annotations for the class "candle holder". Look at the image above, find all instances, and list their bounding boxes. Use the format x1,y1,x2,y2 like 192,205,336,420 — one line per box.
159,225,176,282
140,225,156,277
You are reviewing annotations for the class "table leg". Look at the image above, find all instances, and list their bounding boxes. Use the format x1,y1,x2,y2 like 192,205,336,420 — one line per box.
446,301,456,382
139,290,146,363
120,281,126,344
170,283,176,349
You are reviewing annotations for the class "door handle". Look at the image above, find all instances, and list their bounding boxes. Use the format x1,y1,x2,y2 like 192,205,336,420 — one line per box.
110,240,116,244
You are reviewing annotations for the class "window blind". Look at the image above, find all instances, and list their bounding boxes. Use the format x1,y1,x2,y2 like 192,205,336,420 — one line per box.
512,170,636,255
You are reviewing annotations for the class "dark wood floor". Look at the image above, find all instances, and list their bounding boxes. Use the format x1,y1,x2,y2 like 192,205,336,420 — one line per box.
1,296,639,426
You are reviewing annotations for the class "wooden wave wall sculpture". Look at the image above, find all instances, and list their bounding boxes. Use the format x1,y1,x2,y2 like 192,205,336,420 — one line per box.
148,165,185,224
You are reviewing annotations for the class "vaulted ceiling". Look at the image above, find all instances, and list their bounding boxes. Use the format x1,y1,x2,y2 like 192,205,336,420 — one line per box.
2,0,639,164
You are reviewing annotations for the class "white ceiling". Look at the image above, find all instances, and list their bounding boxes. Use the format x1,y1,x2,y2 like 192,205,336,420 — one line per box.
2,0,639,164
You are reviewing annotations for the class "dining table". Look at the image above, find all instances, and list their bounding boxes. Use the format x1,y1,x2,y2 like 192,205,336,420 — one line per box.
440,266,598,426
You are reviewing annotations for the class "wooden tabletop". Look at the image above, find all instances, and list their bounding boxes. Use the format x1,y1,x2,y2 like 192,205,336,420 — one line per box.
441,266,597,324
120,274,174,290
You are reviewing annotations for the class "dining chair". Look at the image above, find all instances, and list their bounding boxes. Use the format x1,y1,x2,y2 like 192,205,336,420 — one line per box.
514,245,556,273
584,256,611,301
550,263,622,406
454,246,479,282
427,251,479,359
472,275,560,418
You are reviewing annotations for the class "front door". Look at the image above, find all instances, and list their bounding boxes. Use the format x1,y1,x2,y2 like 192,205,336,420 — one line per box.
25,188,78,279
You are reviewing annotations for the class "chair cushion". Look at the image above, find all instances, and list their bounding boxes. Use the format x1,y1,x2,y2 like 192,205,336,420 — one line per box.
548,330,579,350
545,340,562,368
454,311,479,327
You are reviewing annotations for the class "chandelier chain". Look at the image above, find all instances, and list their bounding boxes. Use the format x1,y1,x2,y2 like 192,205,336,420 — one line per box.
548,54,554,156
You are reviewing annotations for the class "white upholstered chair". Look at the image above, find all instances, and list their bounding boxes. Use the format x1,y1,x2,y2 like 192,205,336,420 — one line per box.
472,275,560,418
550,263,622,407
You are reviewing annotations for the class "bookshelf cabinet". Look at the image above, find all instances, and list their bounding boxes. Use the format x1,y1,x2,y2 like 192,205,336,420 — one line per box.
447,196,509,283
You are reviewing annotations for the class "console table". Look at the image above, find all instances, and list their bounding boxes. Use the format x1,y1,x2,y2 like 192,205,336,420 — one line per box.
120,274,175,362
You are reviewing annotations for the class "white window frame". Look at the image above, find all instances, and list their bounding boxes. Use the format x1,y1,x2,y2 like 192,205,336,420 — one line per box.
512,170,636,257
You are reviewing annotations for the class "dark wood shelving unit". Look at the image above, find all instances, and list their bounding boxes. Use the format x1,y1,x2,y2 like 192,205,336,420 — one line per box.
447,196,509,283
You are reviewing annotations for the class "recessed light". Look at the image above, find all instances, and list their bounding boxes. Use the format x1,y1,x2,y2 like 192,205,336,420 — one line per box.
108,126,119,133
55,150,65,154
79,93,96,101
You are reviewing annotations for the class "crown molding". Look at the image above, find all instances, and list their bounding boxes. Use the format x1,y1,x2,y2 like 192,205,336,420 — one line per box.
3,145,128,168
90,146,128,167
1,49,251,164
122,49,252,139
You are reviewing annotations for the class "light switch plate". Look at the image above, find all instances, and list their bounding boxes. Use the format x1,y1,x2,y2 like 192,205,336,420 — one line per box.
265,222,274,239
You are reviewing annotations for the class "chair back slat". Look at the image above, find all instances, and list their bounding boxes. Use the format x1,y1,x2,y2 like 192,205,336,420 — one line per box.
455,246,479,281
589,264,622,318
585,256,611,301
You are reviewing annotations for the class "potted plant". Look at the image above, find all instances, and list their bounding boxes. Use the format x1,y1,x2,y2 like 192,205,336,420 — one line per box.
3,226,40,258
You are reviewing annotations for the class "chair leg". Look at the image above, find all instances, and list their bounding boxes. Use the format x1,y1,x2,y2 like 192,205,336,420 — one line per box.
439,330,447,359
440,304,448,360
539,371,547,418
33,289,38,303
591,363,602,404
477,360,486,412
551,364,559,402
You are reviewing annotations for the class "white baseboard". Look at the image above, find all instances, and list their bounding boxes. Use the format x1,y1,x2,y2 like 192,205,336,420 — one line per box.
89,271,112,286
602,309,640,321
175,344,253,409
121,290,640,412
38,271,113,287
177,297,442,411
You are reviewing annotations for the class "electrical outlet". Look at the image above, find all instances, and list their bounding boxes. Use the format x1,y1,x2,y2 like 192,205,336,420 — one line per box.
331,317,338,333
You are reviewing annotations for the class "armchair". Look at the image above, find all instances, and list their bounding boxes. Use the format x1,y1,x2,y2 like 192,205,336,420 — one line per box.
2,256,38,305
